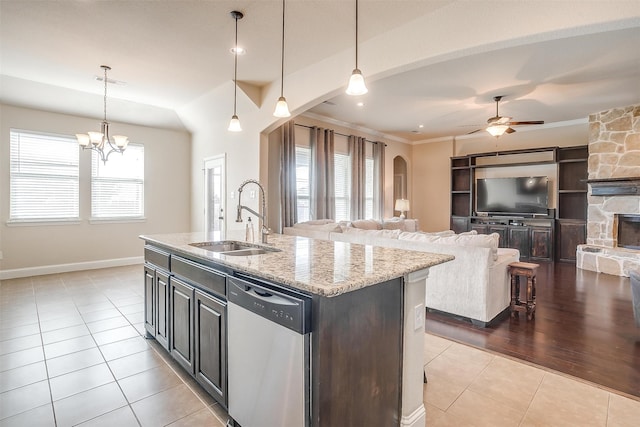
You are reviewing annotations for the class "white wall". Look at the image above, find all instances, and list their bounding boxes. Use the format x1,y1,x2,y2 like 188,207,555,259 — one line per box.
0,104,191,275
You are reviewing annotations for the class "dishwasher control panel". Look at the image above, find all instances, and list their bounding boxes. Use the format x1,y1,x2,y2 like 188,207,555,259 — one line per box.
227,276,311,334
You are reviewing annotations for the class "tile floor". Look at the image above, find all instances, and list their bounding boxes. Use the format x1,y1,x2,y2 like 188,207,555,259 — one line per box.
1,265,639,426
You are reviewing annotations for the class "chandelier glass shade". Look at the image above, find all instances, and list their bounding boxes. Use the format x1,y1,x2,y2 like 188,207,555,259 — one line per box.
346,0,368,96
273,0,291,118
76,65,128,164
228,11,244,131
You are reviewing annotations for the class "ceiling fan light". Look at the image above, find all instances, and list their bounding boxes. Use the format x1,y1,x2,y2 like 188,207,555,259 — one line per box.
228,114,242,132
273,96,291,118
346,69,368,95
486,124,509,137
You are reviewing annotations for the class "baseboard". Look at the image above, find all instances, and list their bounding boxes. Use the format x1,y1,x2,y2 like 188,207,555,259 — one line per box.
400,404,425,427
426,306,510,328
0,256,144,280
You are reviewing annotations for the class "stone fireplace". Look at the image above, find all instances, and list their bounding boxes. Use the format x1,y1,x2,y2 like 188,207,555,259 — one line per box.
576,105,640,276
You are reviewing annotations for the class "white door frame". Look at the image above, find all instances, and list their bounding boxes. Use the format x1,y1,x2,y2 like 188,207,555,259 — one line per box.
204,154,226,239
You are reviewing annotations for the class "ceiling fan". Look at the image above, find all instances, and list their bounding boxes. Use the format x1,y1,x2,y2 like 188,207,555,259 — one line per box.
468,96,544,137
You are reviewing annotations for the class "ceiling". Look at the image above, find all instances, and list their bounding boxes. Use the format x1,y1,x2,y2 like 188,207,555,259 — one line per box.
1,1,639,142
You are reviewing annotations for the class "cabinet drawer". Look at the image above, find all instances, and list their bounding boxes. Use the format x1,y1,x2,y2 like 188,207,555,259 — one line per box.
145,246,170,271
172,256,226,299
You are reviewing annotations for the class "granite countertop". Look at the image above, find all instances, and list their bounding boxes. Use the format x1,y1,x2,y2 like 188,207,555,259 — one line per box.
140,232,453,297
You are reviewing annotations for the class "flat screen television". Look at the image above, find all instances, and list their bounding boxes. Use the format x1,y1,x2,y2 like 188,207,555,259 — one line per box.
476,176,549,216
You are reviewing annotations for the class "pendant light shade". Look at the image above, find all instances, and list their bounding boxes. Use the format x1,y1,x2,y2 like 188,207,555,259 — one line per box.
273,0,291,118
346,0,367,96
228,10,243,132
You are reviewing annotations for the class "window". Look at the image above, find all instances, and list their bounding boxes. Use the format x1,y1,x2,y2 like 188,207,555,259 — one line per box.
9,129,79,221
334,153,351,221
91,144,144,219
295,146,310,222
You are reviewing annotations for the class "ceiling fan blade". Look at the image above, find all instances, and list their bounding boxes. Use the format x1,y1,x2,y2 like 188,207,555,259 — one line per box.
506,127,516,134
466,128,483,135
508,120,544,125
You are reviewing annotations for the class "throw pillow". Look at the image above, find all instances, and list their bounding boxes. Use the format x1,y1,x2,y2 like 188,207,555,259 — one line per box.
343,227,401,239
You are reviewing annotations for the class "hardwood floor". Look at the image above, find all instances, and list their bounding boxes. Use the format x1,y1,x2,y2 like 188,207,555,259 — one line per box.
425,261,640,399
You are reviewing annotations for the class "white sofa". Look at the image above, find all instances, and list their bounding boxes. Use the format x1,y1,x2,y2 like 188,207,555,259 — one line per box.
284,220,519,326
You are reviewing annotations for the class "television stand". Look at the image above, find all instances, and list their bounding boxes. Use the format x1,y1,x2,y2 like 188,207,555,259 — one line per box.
469,216,554,261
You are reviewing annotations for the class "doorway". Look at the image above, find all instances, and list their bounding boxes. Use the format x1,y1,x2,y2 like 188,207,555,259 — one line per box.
204,155,226,240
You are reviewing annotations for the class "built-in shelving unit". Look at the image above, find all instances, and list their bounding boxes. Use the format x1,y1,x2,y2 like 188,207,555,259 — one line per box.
556,146,588,262
450,145,588,263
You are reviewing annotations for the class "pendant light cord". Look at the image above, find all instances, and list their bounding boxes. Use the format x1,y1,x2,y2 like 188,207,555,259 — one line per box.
355,0,359,69
233,14,239,115
103,66,108,122
280,0,285,97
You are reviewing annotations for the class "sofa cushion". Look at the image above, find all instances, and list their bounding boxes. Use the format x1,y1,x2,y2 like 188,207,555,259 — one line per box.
399,231,499,260
350,219,383,230
343,227,401,239
382,218,406,230
293,219,336,227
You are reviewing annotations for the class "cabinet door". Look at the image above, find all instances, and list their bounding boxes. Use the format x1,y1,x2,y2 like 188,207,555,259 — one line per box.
509,227,530,259
488,225,509,248
144,265,155,337
471,224,489,234
195,290,227,406
170,277,195,374
155,270,170,350
530,227,553,261
556,220,586,262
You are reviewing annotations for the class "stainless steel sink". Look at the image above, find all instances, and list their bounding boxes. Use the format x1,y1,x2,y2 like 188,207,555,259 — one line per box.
189,241,280,256
189,241,253,252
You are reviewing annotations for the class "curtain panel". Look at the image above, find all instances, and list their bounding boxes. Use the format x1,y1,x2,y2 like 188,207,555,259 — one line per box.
279,120,297,228
349,135,366,220
310,127,335,220
372,141,386,219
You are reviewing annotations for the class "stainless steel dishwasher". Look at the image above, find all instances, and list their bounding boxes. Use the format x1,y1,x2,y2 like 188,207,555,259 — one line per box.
227,274,312,427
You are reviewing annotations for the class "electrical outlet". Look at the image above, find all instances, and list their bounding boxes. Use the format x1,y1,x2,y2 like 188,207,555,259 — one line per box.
250,190,256,199
230,191,234,199
414,304,424,331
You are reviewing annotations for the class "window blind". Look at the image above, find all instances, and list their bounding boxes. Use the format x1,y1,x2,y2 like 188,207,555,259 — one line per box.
295,146,311,222
9,129,79,221
91,143,144,218
334,153,351,221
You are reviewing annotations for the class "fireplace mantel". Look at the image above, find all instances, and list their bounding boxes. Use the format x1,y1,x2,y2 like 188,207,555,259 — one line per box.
588,178,640,196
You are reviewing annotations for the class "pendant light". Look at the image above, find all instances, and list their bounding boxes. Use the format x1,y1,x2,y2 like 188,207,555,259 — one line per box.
346,0,368,96
273,0,291,117
228,10,244,132
76,65,129,163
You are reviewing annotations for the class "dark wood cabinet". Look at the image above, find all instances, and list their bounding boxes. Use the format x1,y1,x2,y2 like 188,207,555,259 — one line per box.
556,220,587,262
556,146,588,262
170,276,195,374
530,227,553,260
508,227,530,258
488,225,509,248
451,216,469,234
144,265,155,337
195,290,227,405
155,270,170,350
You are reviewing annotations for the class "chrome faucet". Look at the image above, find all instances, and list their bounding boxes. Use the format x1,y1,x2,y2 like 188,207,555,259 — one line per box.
236,179,270,244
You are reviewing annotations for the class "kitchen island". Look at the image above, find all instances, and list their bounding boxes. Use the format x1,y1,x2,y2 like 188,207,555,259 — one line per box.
140,232,452,427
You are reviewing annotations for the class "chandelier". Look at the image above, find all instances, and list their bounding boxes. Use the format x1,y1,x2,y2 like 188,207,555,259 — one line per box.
76,65,129,163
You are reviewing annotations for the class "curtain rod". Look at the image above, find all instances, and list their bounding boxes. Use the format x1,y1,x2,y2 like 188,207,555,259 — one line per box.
293,123,387,146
